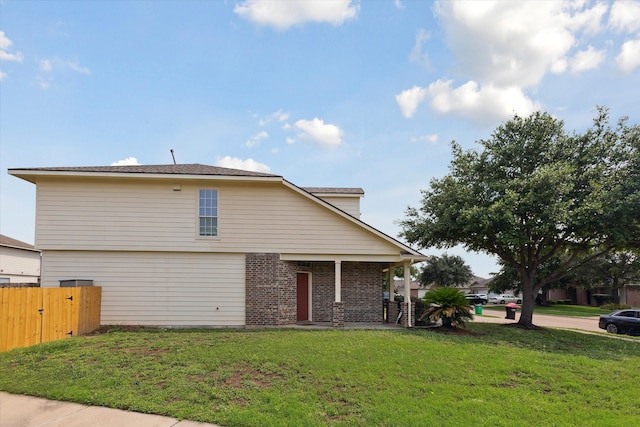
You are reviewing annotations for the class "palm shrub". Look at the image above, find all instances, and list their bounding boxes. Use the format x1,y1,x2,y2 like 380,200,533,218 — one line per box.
419,287,473,328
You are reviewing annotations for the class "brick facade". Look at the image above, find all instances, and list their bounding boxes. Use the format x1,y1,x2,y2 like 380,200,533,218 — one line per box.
625,286,640,307
341,262,385,322
246,253,385,326
310,261,384,323
245,253,298,326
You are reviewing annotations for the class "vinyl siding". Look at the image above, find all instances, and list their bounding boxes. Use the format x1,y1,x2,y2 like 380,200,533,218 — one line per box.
0,246,40,281
42,251,245,326
35,178,401,256
313,196,360,218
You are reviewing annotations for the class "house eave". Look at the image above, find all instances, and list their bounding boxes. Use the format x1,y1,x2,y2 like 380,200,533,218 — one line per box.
280,253,427,263
8,169,283,185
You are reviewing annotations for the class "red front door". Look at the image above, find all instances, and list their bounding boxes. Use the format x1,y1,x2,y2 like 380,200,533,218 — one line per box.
297,273,309,321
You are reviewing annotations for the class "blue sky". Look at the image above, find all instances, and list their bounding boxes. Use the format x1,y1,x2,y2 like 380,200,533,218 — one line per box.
1,0,639,278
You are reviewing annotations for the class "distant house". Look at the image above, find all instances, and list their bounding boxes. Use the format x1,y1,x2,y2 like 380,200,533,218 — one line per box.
0,234,41,284
408,276,491,298
9,164,427,327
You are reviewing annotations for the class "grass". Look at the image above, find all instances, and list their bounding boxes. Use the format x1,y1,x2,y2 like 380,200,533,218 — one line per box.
1,325,639,426
482,304,608,317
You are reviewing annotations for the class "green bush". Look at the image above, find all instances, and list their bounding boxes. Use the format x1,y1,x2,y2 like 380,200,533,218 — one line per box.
419,287,473,328
600,303,631,310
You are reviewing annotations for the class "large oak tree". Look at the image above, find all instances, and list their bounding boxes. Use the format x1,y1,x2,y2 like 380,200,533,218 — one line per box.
399,109,639,327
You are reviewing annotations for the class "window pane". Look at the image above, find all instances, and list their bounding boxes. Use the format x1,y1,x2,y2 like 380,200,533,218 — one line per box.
198,189,218,236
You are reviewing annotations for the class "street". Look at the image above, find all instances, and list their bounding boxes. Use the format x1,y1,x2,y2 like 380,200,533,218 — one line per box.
472,308,603,333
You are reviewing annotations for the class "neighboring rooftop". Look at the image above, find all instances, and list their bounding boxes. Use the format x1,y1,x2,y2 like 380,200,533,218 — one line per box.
0,234,37,251
302,187,364,196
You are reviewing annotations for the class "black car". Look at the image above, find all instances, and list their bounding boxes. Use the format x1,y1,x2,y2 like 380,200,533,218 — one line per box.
465,294,488,305
598,309,640,335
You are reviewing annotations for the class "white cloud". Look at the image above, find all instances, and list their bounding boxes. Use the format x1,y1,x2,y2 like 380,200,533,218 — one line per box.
68,60,90,75
39,59,53,72
411,134,438,144
234,0,359,30
0,31,23,80
434,1,606,88
215,156,271,173
616,39,640,73
0,31,23,62
569,45,605,72
408,1,612,124
294,118,343,147
409,29,431,68
259,110,290,126
567,1,608,33
35,76,53,90
395,85,428,118
111,157,141,166
394,0,404,9
609,0,640,33
244,130,269,147
286,137,295,144
427,80,540,123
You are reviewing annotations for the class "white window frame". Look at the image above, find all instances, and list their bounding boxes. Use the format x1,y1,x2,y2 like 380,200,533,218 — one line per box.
198,189,218,237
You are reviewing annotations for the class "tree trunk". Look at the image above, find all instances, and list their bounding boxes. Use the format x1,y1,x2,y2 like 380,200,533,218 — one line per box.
518,276,537,327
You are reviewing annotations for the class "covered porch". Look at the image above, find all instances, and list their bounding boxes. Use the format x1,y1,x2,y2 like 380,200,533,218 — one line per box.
279,253,427,328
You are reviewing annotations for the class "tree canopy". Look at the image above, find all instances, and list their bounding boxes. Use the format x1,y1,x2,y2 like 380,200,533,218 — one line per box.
418,254,473,288
400,108,639,327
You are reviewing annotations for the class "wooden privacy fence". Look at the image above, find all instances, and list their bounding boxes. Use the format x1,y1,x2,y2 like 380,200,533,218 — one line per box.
0,287,101,352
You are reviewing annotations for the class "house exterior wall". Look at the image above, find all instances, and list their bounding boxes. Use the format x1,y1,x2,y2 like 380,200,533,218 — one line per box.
34,178,399,256
0,246,40,283
313,195,360,218
311,261,384,323
24,173,416,327
246,257,385,325
624,286,640,307
41,250,245,326
245,253,297,326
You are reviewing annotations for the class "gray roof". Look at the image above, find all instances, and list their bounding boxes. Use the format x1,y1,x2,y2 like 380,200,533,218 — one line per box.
302,187,364,195
0,234,36,251
9,164,280,178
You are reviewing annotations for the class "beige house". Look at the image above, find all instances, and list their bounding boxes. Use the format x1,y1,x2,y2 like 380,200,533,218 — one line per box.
0,234,41,284
9,164,427,327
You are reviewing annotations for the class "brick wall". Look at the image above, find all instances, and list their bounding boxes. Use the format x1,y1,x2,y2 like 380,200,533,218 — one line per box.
246,255,385,325
277,258,298,324
625,286,640,307
246,253,280,326
310,261,384,323
342,262,385,322
311,262,334,322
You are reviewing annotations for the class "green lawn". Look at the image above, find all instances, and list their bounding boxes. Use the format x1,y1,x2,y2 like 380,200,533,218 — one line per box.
1,325,639,426
482,304,609,317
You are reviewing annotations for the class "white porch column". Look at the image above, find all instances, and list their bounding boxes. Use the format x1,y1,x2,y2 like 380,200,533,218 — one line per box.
404,262,412,327
334,260,342,302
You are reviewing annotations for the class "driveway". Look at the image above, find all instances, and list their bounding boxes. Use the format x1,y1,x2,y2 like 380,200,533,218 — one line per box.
472,309,602,333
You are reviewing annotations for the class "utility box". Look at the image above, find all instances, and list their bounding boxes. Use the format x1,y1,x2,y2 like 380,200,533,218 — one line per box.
59,279,94,287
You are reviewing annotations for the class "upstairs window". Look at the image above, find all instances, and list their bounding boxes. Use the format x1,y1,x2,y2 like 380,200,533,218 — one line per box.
199,189,218,237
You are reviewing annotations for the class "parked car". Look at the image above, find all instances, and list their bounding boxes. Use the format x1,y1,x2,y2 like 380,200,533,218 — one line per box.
465,293,488,305
598,309,640,335
490,294,522,304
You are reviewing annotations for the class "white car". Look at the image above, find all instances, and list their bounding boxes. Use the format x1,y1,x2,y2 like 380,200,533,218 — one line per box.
490,294,522,304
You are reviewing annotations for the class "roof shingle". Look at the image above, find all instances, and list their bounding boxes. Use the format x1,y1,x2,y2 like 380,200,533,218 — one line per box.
9,164,279,178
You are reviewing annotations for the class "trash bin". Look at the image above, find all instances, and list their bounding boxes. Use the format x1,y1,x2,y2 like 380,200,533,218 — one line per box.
474,304,483,315
505,303,518,320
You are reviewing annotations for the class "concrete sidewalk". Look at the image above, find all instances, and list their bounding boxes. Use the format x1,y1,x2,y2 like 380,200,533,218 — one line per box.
0,392,223,427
